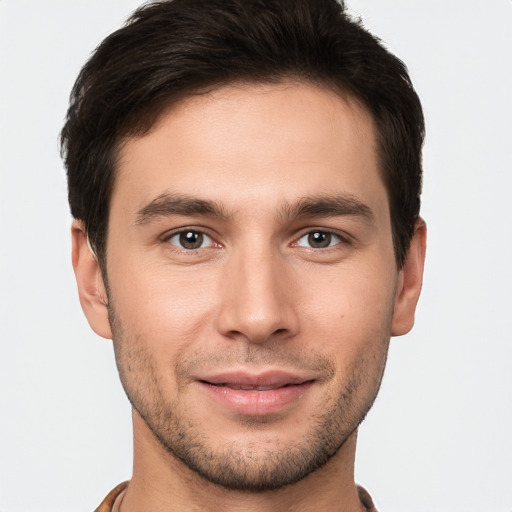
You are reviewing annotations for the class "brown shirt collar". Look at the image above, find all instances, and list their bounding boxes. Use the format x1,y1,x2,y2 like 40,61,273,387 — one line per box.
95,481,128,512
95,481,378,511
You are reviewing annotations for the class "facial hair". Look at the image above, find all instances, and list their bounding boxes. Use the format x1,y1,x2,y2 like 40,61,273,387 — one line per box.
108,297,391,492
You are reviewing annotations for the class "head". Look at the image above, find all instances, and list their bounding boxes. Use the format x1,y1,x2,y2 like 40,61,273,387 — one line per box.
62,0,424,272
63,0,426,493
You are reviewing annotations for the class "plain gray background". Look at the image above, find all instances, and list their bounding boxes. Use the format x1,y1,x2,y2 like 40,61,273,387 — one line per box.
1,1,511,511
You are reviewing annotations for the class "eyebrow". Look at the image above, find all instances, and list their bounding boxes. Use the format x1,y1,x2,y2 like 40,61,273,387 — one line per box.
135,191,375,226
135,192,231,225
280,194,375,224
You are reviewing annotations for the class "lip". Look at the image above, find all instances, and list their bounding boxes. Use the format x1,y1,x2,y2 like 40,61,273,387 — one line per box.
196,370,315,416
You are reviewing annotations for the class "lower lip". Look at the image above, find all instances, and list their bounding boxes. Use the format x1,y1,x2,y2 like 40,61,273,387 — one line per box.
198,381,314,416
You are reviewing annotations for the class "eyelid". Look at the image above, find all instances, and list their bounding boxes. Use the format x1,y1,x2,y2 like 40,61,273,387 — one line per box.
291,227,352,248
161,226,221,249
159,225,352,251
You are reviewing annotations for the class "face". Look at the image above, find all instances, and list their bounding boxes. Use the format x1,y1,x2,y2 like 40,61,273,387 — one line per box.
74,82,424,491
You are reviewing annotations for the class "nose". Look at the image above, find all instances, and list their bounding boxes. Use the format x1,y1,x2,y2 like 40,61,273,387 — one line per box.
216,246,299,344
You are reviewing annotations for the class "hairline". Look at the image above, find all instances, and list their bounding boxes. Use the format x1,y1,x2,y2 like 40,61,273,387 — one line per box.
94,77,398,271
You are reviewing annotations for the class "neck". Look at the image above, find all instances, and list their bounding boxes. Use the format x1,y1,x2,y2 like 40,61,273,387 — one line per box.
121,410,364,512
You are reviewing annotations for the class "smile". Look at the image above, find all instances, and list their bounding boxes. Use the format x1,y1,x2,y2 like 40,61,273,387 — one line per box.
206,383,300,391
196,371,315,415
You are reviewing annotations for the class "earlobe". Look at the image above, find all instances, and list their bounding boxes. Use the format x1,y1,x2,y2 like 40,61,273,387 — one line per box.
391,218,427,337
71,221,113,339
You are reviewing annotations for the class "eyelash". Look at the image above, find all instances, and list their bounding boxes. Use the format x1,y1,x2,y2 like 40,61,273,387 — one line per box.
293,229,349,250
162,227,350,252
163,228,220,251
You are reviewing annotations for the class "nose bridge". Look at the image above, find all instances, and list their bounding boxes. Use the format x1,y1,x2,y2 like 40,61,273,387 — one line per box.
217,238,297,343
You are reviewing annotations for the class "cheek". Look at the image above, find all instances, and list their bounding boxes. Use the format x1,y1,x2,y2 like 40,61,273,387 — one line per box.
299,264,396,331
108,257,219,354
300,269,393,409
108,264,222,405
295,261,396,370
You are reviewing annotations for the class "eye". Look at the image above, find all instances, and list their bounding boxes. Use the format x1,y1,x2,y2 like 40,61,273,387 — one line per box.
166,230,215,250
295,230,343,249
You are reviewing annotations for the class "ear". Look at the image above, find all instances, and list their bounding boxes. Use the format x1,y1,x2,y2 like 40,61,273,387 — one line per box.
391,218,427,336
71,221,112,339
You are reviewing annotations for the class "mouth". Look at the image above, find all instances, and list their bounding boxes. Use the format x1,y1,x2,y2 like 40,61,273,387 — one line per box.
203,382,305,391
196,371,315,415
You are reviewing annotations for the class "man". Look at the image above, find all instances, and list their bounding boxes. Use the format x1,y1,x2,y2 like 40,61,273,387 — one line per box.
61,0,426,510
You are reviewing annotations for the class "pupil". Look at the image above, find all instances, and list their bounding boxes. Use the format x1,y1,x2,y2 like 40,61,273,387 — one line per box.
180,231,203,249
308,231,331,248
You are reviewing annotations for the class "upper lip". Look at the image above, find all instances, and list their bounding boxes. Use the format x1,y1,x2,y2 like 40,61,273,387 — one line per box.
198,370,314,389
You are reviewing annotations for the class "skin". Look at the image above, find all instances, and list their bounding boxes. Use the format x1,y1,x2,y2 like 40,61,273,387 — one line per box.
72,82,426,512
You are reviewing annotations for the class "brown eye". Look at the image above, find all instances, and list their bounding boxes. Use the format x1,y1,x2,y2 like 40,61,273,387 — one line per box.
167,230,212,250
180,231,203,249
296,231,341,249
308,232,332,248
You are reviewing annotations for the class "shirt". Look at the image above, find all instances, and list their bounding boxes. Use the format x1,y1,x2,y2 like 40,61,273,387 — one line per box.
94,481,378,511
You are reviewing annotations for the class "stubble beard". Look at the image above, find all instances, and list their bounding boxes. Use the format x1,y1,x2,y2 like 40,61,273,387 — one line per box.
108,300,390,492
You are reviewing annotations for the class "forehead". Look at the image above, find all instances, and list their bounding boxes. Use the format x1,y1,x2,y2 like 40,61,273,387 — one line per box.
113,81,386,220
